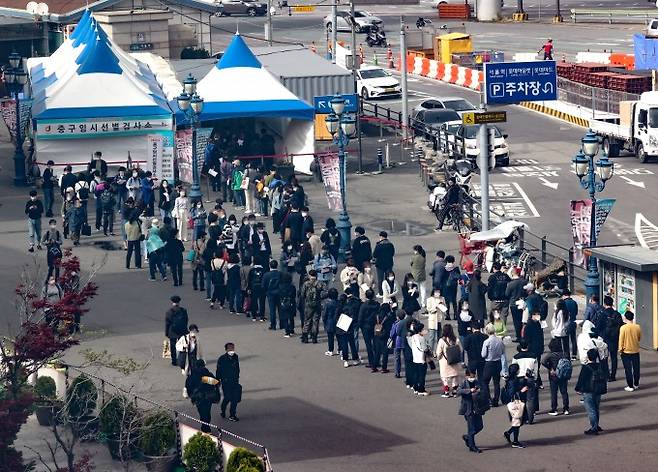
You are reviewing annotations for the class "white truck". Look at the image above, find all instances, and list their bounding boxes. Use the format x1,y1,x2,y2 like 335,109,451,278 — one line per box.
590,91,658,163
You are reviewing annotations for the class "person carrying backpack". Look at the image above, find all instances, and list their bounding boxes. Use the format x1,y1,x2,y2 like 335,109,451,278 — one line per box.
42,219,63,281
602,295,624,382
300,269,324,344
165,295,189,367
442,255,460,320
541,338,571,416
279,272,297,337
100,186,116,236
584,294,606,333
575,348,608,435
248,261,266,321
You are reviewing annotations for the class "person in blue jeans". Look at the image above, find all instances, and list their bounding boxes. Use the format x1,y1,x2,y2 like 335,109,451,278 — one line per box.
575,348,607,435
393,308,411,379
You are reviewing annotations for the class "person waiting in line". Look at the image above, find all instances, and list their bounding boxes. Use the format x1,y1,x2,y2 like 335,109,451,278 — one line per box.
373,301,395,373
541,338,571,416
279,272,297,337
322,288,339,356
619,311,642,392
501,363,529,449
186,359,219,433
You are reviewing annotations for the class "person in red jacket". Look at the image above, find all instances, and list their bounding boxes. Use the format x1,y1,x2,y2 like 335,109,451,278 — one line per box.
539,39,554,60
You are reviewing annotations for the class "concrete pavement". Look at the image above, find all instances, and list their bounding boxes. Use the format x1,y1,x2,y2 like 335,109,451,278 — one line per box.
2,125,658,471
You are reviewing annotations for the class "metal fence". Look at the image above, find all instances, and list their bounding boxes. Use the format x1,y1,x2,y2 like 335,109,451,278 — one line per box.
59,365,273,471
557,77,640,117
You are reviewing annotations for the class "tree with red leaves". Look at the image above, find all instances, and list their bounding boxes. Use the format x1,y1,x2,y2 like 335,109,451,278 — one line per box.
0,249,98,471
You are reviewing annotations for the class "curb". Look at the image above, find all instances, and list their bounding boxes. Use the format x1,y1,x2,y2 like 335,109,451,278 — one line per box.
518,101,590,128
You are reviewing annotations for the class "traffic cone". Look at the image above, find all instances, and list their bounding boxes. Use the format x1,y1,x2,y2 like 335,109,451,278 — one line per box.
310,41,317,54
387,47,393,68
359,44,364,65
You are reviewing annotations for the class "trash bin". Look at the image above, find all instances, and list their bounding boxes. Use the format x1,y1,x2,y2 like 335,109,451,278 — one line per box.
589,246,658,350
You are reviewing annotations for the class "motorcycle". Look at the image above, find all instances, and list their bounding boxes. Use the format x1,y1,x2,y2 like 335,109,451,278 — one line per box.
366,25,388,48
468,220,528,272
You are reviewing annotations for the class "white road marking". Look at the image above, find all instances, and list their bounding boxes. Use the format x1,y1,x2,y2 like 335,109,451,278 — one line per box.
513,182,540,217
538,177,559,190
619,175,646,188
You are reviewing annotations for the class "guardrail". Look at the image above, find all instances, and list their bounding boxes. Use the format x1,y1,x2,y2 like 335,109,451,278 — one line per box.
557,76,640,117
570,8,657,24
360,100,405,128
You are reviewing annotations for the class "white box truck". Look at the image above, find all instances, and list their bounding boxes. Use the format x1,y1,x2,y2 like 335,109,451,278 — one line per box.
590,91,658,163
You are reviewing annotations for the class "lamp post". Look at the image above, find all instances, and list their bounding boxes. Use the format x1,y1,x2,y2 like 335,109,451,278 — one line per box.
325,95,356,262
572,129,615,301
176,74,204,203
5,52,28,186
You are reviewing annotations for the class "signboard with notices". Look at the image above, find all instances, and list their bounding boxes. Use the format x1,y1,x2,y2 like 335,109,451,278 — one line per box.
317,153,342,211
36,116,172,140
1,98,32,141
175,128,212,184
484,61,557,105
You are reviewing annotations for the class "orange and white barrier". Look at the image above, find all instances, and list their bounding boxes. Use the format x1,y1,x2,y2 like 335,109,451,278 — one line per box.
401,54,482,91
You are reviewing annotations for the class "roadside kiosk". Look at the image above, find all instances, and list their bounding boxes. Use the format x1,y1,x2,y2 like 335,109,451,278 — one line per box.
589,246,658,350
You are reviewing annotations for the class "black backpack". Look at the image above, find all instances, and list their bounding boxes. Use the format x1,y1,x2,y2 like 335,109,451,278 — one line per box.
172,309,187,335
250,266,265,289
589,361,608,395
591,307,607,334
77,184,90,200
100,190,113,208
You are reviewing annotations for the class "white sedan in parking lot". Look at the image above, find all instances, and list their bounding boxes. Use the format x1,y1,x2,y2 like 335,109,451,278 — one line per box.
413,96,478,117
357,66,401,99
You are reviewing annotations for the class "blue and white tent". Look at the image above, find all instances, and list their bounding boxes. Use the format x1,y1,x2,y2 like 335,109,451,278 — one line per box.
184,34,315,173
30,13,173,170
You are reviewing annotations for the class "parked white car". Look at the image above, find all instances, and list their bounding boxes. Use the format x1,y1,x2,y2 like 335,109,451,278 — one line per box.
452,124,510,167
324,10,383,33
413,96,478,117
648,18,658,38
356,66,401,99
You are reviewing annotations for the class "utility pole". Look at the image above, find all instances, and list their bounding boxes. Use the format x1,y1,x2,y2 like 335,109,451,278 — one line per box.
350,0,363,173
331,0,338,63
400,16,409,142
478,86,490,231
266,0,273,46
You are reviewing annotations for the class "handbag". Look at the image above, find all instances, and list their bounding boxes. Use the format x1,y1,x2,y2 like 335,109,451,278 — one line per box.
507,398,525,427
187,217,194,230
242,296,252,313
186,249,196,262
240,176,250,190
81,224,92,236
235,383,243,403
162,338,171,359
424,349,436,370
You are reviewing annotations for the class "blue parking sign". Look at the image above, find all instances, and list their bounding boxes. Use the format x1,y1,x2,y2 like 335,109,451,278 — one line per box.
313,94,359,114
484,61,557,105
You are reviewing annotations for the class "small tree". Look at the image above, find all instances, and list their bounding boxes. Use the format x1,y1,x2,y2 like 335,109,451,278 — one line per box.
184,433,221,472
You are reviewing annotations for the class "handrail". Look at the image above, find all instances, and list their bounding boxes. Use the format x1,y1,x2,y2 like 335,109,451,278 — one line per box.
570,8,656,24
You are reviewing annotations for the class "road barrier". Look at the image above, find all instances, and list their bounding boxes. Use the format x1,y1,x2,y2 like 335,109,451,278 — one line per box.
570,8,657,24
398,54,483,91
557,76,640,116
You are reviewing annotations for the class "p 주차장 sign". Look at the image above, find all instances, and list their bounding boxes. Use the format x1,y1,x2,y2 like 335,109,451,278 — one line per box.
484,61,557,105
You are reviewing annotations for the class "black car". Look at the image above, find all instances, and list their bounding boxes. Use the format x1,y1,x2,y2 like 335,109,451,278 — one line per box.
411,109,462,140
217,0,267,17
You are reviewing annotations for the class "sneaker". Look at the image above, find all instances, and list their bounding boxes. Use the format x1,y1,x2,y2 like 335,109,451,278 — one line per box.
228,416,239,422
584,429,599,436
418,391,430,396
37,245,42,250
511,442,526,449
371,368,379,373
149,278,156,281
624,386,635,392
324,351,333,356
634,385,640,390
503,431,511,444
441,392,450,398
406,385,411,389
252,318,257,322
344,361,350,368
284,334,291,338
163,276,168,281
351,360,361,366
563,410,570,416
381,369,390,374
205,297,212,302
548,411,559,416
28,247,34,253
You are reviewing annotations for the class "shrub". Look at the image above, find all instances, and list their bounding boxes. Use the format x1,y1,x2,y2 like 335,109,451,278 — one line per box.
66,374,98,421
34,376,57,402
226,447,264,472
139,410,176,456
183,432,221,472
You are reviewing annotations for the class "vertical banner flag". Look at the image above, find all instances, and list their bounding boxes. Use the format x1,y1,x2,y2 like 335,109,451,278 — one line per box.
318,154,341,211
0,98,31,141
161,131,175,182
196,128,213,175
175,129,193,184
569,198,616,267
146,134,163,179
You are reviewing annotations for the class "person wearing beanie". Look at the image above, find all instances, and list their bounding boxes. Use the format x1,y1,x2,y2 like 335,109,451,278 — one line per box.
619,311,642,391
25,189,44,252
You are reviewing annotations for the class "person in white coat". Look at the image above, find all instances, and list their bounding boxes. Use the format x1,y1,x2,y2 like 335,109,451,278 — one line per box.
425,287,445,355
551,298,570,355
340,258,360,292
173,189,190,241
126,169,142,202
176,324,204,377
578,320,609,365
382,270,399,304
408,320,429,395
357,262,376,301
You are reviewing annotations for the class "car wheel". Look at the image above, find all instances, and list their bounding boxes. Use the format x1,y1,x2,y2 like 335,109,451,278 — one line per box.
637,143,649,163
355,24,362,33
361,87,370,100
247,7,257,16
326,22,332,32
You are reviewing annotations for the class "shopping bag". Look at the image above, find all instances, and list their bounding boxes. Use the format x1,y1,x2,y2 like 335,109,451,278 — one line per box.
162,338,171,359
336,314,353,334
81,224,92,236
242,296,252,313
507,399,525,427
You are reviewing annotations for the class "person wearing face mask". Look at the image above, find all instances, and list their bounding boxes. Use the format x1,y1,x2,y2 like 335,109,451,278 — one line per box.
158,180,174,219
113,167,128,212
401,273,421,316
382,271,399,304
60,166,78,199
467,270,488,322
357,262,376,302
173,189,190,242
190,201,207,242
176,324,204,376
186,359,219,432
66,198,85,246
284,204,304,249
410,245,427,308
443,255,461,320
126,169,142,202
489,309,509,377
216,342,241,422
251,222,272,269
358,289,380,371
340,258,360,293
301,207,314,237
457,299,474,364
425,287,445,354
313,246,337,284
25,190,44,252
320,218,341,262
42,219,63,281
42,160,56,218
280,241,301,280
373,231,395,296
481,323,505,407
61,187,75,239
238,214,256,262
141,171,155,217
231,161,246,208
522,311,545,390
458,368,488,453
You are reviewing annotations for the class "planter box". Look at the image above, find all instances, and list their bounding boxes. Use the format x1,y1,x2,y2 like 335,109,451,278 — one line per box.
144,453,178,472
35,403,61,426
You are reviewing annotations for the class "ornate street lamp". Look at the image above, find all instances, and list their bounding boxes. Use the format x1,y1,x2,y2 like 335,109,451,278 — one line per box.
176,75,204,202
5,53,28,186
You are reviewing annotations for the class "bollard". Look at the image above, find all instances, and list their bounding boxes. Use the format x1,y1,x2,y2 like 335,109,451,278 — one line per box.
374,52,378,65
385,142,391,168
416,148,423,162
377,148,383,172
387,47,394,68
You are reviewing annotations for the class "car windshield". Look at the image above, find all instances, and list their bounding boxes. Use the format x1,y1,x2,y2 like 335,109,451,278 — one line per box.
443,99,475,111
422,100,445,109
649,108,658,128
425,110,461,124
463,126,502,139
446,124,461,134
360,69,388,79
354,11,370,17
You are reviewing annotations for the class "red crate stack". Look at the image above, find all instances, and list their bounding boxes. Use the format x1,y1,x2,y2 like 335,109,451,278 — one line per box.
590,72,617,89
557,62,575,80
607,74,652,93
572,63,609,85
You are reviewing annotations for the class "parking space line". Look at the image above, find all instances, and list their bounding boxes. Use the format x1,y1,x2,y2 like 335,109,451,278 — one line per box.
512,182,540,217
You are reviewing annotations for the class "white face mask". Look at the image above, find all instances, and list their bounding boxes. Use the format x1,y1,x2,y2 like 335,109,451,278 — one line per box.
227,350,235,356
388,277,395,282
467,377,476,382
463,304,469,310
494,313,500,320
302,212,308,217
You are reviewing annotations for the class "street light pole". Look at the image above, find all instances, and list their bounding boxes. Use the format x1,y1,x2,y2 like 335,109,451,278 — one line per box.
266,0,273,46
331,0,338,63
400,16,409,143
572,130,614,301
6,52,28,187
177,74,205,203
325,96,356,262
